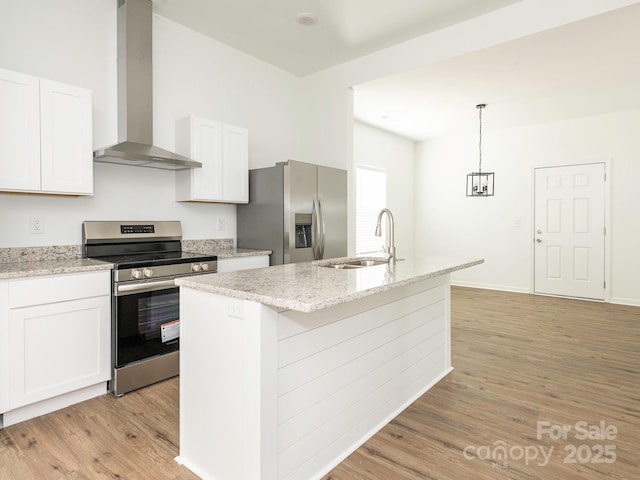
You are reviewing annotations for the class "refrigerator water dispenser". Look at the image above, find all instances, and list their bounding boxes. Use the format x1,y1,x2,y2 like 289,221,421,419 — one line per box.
295,213,312,248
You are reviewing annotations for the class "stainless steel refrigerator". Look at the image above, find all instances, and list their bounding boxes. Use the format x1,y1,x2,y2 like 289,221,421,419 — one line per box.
237,160,347,265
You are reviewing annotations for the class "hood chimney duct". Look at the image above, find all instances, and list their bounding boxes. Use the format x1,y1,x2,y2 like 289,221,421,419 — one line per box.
94,0,202,170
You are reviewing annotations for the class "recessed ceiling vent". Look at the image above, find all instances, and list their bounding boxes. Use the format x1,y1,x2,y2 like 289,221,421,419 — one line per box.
296,12,318,26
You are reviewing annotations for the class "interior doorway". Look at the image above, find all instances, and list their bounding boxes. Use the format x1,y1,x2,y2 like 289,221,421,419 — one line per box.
533,163,606,300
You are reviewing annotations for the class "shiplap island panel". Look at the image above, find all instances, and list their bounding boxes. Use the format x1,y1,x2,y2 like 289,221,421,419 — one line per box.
175,256,482,480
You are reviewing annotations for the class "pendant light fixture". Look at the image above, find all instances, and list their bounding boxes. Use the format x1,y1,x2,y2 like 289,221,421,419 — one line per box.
466,103,495,197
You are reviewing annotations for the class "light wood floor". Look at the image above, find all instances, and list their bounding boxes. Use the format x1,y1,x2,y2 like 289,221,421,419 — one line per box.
1,287,638,479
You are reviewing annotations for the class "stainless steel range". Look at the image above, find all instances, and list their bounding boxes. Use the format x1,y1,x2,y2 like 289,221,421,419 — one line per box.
82,221,217,396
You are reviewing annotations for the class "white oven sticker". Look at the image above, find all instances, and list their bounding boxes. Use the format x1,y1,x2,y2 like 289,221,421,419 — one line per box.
161,320,180,343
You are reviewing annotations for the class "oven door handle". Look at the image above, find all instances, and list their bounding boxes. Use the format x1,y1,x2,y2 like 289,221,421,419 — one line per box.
116,279,177,296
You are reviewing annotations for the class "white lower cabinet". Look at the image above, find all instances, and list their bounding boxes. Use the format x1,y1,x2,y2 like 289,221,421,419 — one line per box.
217,255,269,273
0,270,110,427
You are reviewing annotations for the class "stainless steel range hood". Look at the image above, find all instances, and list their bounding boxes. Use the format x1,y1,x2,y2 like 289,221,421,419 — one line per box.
94,0,201,170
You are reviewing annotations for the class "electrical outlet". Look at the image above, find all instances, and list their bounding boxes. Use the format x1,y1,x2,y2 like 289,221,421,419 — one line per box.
217,218,226,232
228,300,243,319
29,216,44,234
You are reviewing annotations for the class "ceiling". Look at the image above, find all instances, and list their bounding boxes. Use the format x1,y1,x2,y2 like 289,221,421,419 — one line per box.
353,3,640,141
151,0,522,76
152,0,640,141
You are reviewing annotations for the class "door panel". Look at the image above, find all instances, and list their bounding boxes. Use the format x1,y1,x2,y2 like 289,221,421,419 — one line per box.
193,118,224,201
534,163,605,300
40,79,93,194
222,124,248,203
0,69,40,191
286,161,317,264
317,166,348,260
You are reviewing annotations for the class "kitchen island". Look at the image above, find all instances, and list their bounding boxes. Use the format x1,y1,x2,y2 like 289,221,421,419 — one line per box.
175,256,482,480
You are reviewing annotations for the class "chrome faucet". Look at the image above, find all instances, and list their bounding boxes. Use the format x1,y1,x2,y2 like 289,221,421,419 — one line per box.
375,208,396,264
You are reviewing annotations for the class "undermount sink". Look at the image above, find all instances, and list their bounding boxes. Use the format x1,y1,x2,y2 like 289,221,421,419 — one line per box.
320,258,389,269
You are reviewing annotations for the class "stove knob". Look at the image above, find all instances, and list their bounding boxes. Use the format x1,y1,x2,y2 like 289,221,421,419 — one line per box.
192,263,201,272
143,268,154,278
200,263,209,271
131,269,143,280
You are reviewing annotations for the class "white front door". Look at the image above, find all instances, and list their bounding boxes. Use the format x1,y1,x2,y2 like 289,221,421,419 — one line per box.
534,163,605,300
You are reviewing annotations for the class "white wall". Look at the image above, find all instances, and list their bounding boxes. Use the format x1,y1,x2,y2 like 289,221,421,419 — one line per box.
152,15,304,170
0,0,305,248
353,122,415,258
0,0,117,153
414,109,640,305
0,163,237,247
300,0,639,172
1,0,638,252
299,1,639,260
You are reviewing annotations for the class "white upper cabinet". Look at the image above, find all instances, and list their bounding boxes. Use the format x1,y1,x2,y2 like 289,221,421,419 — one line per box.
0,68,93,195
175,116,224,201
221,123,249,203
175,115,248,203
40,79,93,194
0,69,41,191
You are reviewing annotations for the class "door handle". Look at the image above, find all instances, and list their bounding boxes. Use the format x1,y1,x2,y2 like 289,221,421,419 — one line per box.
318,198,326,259
536,238,542,243
116,279,177,296
312,199,320,260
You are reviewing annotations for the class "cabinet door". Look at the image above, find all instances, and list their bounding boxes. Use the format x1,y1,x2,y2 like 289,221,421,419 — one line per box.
0,68,41,191
0,280,8,414
222,124,248,203
175,116,224,201
8,295,110,410
192,117,224,201
40,79,93,195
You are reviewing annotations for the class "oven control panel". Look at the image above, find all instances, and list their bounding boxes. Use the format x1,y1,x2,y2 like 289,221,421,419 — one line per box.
115,260,217,283
121,224,155,234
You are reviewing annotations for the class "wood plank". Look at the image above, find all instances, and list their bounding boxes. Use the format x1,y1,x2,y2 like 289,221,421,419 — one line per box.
0,377,198,479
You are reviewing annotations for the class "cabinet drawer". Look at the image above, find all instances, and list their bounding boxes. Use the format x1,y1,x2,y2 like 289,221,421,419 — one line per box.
9,271,110,309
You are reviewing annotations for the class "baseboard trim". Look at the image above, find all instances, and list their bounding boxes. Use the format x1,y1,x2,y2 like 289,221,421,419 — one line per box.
451,281,529,294
610,297,640,307
1,382,107,428
452,283,640,306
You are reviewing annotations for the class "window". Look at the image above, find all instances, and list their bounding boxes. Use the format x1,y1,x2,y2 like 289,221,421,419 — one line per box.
356,166,386,255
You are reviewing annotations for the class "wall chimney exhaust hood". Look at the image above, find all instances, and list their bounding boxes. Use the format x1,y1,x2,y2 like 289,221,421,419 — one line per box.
94,0,201,170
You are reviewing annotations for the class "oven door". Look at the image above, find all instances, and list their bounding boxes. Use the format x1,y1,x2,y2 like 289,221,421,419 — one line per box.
114,279,180,367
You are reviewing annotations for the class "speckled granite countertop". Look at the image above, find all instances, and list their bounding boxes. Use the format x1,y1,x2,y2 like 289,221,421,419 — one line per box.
192,248,272,258
0,241,269,280
175,256,483,312
181,239,271,258
0,258,114,280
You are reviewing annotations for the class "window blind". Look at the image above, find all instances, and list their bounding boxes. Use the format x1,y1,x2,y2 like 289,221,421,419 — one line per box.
356,166,386,255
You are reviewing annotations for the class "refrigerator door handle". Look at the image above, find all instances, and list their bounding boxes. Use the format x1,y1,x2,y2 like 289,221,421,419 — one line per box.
312,198,320,260
318,198,326,259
